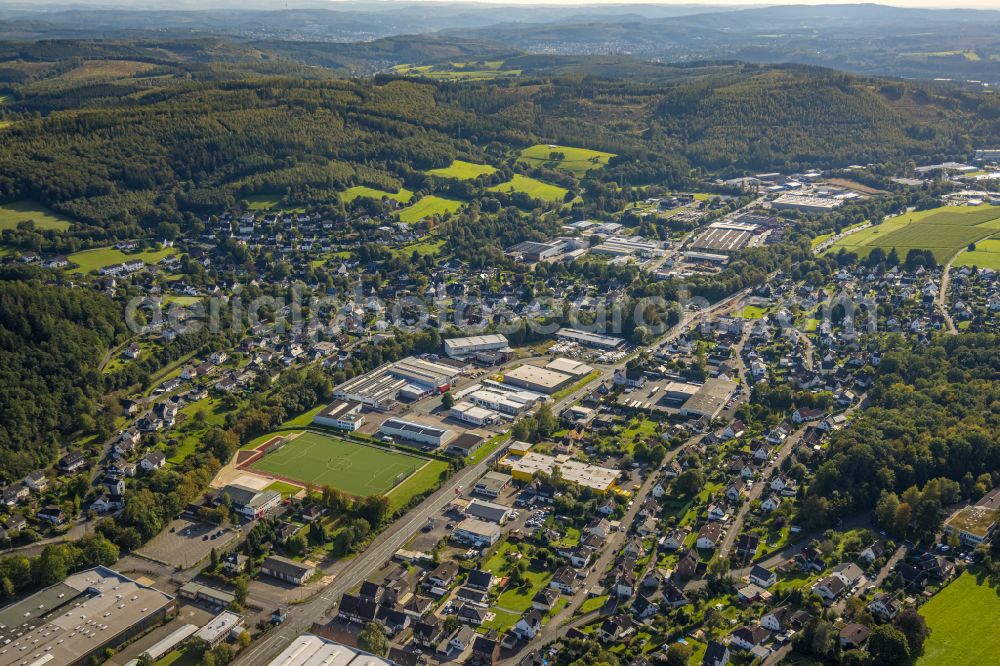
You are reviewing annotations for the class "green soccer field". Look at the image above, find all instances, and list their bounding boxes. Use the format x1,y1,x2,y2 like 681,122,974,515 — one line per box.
919,572,1000,665
249,431,426,497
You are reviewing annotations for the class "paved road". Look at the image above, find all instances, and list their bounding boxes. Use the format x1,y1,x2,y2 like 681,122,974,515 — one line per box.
236,286,752,666
717,424,806,559
234,446,507,666
937,254,959,335
812,221,872,255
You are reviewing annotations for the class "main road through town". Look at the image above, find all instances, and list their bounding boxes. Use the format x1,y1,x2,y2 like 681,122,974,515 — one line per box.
235,286,752,666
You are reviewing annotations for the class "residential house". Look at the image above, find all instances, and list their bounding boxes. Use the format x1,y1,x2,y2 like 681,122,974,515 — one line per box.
58,451,87,474
839,623,871,649
513,609,543,640
140,451,166,472
868,593,902,621
729,625,769,651
749,564,777,588
697,523,724,550
702,640,730,666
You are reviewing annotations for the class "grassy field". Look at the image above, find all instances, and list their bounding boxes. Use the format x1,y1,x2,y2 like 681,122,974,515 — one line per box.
60,59,158,81
518,144,615,177
953,238,1000,270
243,194,305,213
398,195,464,223
0,201,74,231
426,160,496,180
827,205,1000,264
919,572,1000,665
386,459,450,510
340,185,414,204
250,431,426,497
265,480,303,498
391,61,521,81
393,238,445,258
489,174,569,202
737,305,769,319
67,246,177,274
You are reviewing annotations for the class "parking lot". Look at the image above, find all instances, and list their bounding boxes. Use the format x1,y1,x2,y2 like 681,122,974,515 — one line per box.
136,517,240,569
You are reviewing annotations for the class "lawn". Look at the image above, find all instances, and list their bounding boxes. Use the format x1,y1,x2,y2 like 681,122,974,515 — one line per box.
157,647,201,666
579,594,609,614
489,174,569,203
494,569,551,612
827,205,1000,264
393,238,445,259
340,185,413,204
249,430,427,497
426,160,496,180
518,144,615,177
737,305,769,319
953,238,1000,270
386,459,449,511
265,480,304,498
919,572,1000,665
0,201,74,231
67,246,177,274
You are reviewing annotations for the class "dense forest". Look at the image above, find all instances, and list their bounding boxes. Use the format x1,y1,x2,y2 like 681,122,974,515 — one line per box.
0,40,998,243
0,278,126,482
798,334,1000,537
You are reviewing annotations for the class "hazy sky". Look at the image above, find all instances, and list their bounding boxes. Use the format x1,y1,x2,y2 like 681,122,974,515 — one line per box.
336,0,1000,9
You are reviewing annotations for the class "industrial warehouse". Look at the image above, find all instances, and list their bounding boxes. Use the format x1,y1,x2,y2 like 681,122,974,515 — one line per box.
332,356,465,410
443,333,512,360
555,327,625,349
501,364,575,394
264,634,391,666
0,567,176,666
688,221,760,253
501,447,621,492
618,376,739,420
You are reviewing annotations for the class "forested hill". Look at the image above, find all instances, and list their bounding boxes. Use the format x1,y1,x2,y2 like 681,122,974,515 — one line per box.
0,278,127,482
799,334,1000,538
1,43,997,241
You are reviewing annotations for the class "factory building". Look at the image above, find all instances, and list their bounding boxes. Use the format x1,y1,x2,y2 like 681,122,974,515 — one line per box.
502,365,574,394
555,327,625,349
0,567,175,666
264,634,391,666
444,334,511,359
312,399,365,431
380,418,456,448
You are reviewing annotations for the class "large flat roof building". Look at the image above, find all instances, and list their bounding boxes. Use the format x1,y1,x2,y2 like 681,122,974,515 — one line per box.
264,634,385,666
444,334,510,359
555,327,625,350
0,567,175,666
380,417,456,448
312,399,365,431
680,378,739,419
502,365,574,394
502,452,620,492
771,194,844,212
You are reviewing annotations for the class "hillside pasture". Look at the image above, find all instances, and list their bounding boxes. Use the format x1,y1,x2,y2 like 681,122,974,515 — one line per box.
826,205,1000,264
518,144,615,177
59,59,159,81
954,238,1000,270
67,246,177,274
425,160,496,180
0,201,74,231
340,185,414,204
398,195,464,223
489,174,569,203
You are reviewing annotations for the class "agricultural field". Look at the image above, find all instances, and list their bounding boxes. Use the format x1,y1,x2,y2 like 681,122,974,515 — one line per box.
953,238,1000,270
248,430,427,497
393,238,445,259
243,194,306,212
425,160,497,180
398,195,464,223
67,245,177,274
518,144,616,177
59,59,158,81
919,572,1000,665
340,185,414,204
391,61,521,81
0,201,74,231
488,174,569,202
826,205,1000,264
